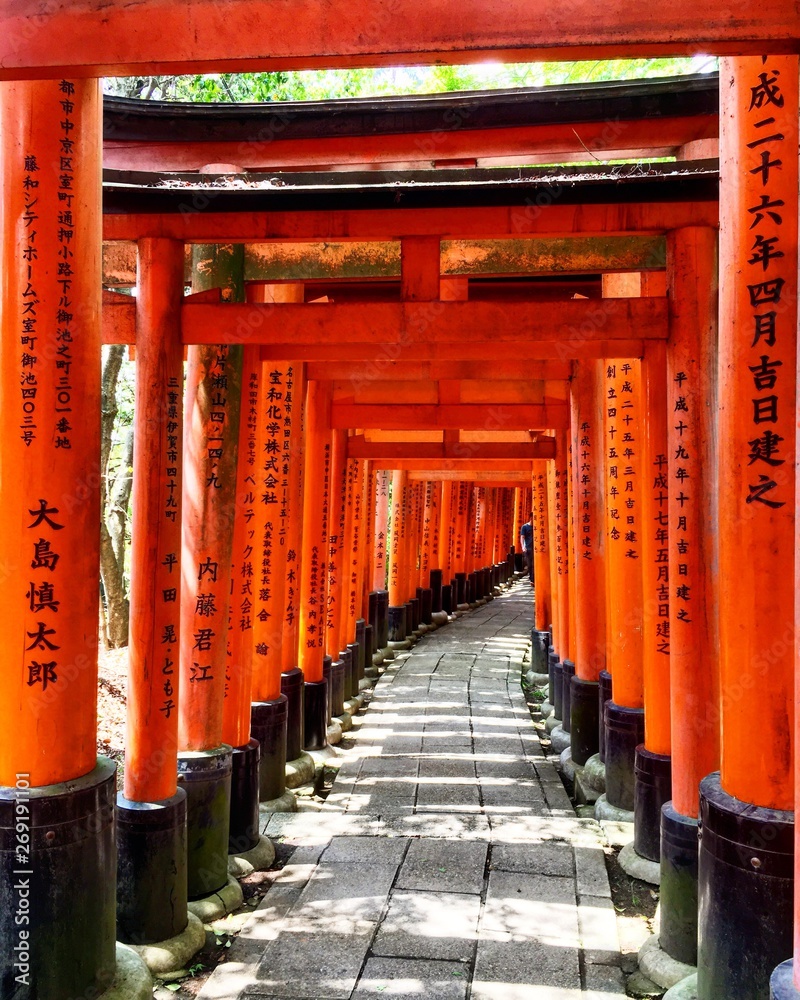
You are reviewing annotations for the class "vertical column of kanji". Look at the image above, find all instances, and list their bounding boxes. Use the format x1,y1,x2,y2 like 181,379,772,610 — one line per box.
563,430,578,732
344,458,366,694
437,481,454,614
600,358,645,820
454,481,469,608
179,244,243,900
513,487,523,570
532,463,552,631
569,362,607,769
117,238,189,949
633,334,673,868
339,456,360,700
402,479,419,636
655,228,718,971
0,79,118,1000
388,469,409,643
371,469,391,664
550,431,573,748
281,363,307,762
298,380,331,751
248,357,291,807
427,480,444,617
325,429,348,717
353,460,371,687
221,345,261,857
709,59,798,1000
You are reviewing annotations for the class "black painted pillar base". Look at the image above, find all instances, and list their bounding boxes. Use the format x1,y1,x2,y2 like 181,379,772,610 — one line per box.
552,654,564,722
363,624,374,676
388,604,407,642
633,747,672,863
771,961,800,998
561,660,575,734
177,745,233,899
455,572,467,605
330,657,345,718
0,760,117,1000
570,677,600,766
303,680,328,751
377,590,389,648
598,669,613,763
430,569,443,613
698,772,793,1000
322,654,333,721
229,738,261,855
346,643,359,700
603,702,644,812
418,587,433,625
467,571,478,603
530,629,550,675
281,667,305,762
407,599,418,633
368,591,379,634
355,619,367,679
442,581,454,614
251,696,288,802
660,801,699,967
117,788,188,945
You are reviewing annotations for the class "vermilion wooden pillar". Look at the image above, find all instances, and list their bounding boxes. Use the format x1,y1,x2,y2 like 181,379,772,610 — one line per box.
388,469,409,640
634,331,673,863
532,462,552,632
247,349,292,804
117,237,188,947
280,362,307,761
373,470,390,592
179,244,243,898
325,428,348,708
656,226,719,969
298,379,332,750
0,78,117,1000
568,361,607,767
710,57,798,1000
600,356,645,818
438,480,455,611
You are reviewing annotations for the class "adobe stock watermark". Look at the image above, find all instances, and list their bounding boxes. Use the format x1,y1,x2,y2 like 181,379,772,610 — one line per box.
12,773,32,989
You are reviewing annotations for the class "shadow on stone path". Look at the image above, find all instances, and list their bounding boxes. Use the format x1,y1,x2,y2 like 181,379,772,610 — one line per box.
198,581,625,1000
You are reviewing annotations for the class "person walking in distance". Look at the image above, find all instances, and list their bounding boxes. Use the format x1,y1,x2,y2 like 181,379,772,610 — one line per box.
520,511,534,583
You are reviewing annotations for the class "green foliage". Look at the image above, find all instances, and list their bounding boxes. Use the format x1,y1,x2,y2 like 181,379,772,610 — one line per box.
103,56,717,103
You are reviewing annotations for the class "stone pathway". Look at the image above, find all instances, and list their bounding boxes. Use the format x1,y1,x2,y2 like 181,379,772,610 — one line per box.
198,582,625,1000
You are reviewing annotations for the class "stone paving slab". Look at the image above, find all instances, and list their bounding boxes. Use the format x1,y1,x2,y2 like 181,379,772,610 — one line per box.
198,582,622,1000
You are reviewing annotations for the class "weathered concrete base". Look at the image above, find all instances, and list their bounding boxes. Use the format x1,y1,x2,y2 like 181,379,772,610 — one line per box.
545,713,561,734
457,603,471,612
595,793,635,824
187,875,243,923
771,960,800,998
388,638,412,651
228,835,276,878
259,790,298,819
583,753,607,794
560,746,578,785
308,743,340,766
619,840,661,886
539,700,554,719
358,678,373,693
327,719,343,745
431,611,449,626
638,933,696,990
627,970,665,998
335,712,353,733
663,973,698,1000
344,695,365,715
550,724,571,754
130,913,205,976
285,752,315,789
525,671,549,688
98,944,153,1000
574,769,601,806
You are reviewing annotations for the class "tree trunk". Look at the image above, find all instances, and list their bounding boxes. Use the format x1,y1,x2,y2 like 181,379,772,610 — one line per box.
99,344,131,648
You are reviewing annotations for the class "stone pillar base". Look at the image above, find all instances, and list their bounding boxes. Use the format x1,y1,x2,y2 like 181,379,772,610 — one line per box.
771,960,800,998
129,912,205,976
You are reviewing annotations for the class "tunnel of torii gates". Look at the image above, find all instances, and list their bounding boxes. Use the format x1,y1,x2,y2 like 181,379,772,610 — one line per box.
0,8,800,999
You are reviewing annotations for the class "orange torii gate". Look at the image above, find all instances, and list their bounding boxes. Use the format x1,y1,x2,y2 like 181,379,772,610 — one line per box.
2,18,800,1000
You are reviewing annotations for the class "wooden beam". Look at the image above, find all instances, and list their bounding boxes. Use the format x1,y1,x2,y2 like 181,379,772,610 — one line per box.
307,360,573,381
103,289,136,344
103,202,718,243
2,1,796,80
181,298,667,346
330,402,568,430
347,438,557,460
406,470,532,483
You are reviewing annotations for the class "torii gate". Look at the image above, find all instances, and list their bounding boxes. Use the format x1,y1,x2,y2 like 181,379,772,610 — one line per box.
0,9,798,1000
